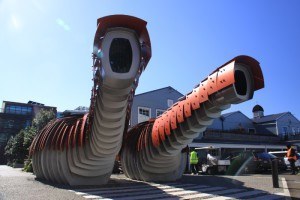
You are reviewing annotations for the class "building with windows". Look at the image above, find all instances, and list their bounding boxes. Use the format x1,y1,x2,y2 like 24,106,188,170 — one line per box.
207,111,256,134
0,100,56,164
192,104,300,152
129,86,183,127
129,87,299,152
252,105,300,141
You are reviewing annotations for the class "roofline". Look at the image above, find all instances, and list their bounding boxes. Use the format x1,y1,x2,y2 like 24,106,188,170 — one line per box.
134,86,183,97
252,112,290,123
221,111,252,123
2,100,56,109
276,112,291,121
221,111,242,118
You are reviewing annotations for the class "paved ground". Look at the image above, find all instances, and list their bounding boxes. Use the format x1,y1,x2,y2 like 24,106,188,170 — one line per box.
283,173,300,200
0,165,299,199
0,165,84,200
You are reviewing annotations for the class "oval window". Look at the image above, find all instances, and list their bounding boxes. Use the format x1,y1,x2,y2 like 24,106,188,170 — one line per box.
109,38,133,73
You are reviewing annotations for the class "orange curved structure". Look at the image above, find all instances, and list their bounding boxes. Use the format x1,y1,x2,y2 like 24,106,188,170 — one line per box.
151,56,264,147
29,15,264,185
30,15,152,186
121,56,264,182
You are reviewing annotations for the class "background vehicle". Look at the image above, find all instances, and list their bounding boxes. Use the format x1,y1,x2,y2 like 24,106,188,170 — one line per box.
269,151,300,169
195,146,231,175
228,151,286,174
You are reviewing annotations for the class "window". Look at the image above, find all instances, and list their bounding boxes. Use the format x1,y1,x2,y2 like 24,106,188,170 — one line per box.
248,128,256,134
282,127,288,134
167,99,173,107
109,38,132,73
139,108,149,116
292,127,296,135
138,107,151,123
156,109,165,117
5,105,32,115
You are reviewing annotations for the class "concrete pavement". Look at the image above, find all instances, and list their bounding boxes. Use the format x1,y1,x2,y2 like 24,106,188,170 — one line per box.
0,165,84,200
0,165,298,199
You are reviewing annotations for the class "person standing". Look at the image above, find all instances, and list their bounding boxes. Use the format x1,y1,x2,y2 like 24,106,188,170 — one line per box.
190,149,199,175
286,144,298,175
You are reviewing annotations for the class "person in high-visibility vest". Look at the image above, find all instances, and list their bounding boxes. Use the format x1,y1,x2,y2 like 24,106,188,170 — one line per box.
286,144,298,175
189,149,199,175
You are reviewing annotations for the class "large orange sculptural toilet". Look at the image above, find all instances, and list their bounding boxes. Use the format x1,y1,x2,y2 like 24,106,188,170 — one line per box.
30,15,264,185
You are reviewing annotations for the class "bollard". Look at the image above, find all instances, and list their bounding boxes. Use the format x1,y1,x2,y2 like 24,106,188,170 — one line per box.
271,159,279,188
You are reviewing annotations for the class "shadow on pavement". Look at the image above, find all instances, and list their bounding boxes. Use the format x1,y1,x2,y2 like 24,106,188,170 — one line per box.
34,174,289,200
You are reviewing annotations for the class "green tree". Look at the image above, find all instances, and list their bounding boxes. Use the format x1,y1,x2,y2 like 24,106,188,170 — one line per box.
23,126,37,155
4,109,56,169
32,109,56,132
4,136,14,166
23,109,55,153
11,130,26,164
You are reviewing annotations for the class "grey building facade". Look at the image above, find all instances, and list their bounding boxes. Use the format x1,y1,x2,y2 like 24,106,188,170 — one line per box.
130,86,183,128
0,101,57,164
208,111,256,134
129,87,299,151
253,111,300,140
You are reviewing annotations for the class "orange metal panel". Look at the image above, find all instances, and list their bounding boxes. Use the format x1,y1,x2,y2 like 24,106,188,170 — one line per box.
206,72,218,95
188,88,201,110
176,101,185,123
170,107,177,130
216,61,235,90
209,55,264,91
183,97,192,118
158,117,165,141
151,119,160,147
94,15,151,66
163,111,171,136
234,55,264,91
198,81,209,103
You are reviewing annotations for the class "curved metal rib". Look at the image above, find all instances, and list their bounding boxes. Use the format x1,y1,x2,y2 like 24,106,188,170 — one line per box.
29,15,151,186
121,56,264,182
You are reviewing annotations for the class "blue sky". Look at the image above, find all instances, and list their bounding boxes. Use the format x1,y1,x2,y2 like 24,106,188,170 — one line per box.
0,0,300,119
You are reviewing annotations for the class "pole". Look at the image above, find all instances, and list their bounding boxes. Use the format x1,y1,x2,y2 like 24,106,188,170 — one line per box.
271,159,279,188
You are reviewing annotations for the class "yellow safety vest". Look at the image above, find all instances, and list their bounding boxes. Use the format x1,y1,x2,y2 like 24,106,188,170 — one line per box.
190,151,198,164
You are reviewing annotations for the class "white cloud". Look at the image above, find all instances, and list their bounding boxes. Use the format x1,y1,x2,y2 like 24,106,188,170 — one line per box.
11,14,22,30
56,18,70,31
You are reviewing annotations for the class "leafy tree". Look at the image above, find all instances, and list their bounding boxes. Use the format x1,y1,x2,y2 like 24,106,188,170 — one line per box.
23,126,37,155
32,109,56,132
4,136,14,166
24,109,55,153
4,109,56,168
11,130,26,164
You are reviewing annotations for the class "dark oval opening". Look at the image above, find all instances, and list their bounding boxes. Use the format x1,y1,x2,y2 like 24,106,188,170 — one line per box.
109,38,133,73
234,70,247,95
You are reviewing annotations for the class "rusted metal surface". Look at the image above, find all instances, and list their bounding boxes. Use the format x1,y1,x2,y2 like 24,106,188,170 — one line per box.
150,56,264,148
28,14,265,185
121,56,264,182
30,15,151,156
30,115,85,155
